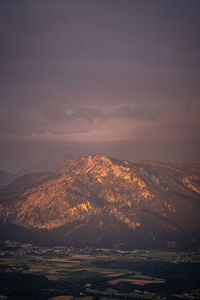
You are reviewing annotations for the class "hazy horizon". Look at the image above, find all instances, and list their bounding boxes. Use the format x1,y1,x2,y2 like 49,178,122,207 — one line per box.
1,142,200,173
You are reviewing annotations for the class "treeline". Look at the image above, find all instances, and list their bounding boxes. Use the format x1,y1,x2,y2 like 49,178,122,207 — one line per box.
0,272,86,300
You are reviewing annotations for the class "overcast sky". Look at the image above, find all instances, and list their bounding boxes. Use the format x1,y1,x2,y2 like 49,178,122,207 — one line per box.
0,0,200,171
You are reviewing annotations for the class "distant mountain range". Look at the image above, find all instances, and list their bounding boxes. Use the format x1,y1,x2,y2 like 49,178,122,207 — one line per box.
0,169,30,188
0,154,200,250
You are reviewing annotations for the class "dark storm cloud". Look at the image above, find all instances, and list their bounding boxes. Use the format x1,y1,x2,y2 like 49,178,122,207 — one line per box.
1,0,200,108
0,0,200,169
0,108,45,135
42,105,106,124
0,105,107,135
112,104,164,120
112,102,200,124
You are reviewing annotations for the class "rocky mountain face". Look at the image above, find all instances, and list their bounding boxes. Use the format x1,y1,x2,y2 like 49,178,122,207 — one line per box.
0,154,200,249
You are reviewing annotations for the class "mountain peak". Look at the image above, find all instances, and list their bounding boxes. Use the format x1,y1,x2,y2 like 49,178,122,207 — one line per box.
60,153,113,175
85,153,112,165
63,153,110,162
60,153,133,182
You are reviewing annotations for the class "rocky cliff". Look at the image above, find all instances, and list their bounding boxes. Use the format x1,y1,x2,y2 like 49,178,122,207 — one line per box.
0,154,200,249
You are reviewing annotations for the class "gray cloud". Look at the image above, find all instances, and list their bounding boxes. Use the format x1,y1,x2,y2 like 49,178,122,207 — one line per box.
0,105,107,135
112,104,164,121
42,105,106,123
0,109,45,135
1,0,200,109
0,101,199,138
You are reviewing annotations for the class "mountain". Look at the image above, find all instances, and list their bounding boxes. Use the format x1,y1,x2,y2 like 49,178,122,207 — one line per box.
0,169,17,188
0,169,29,188
0,154,200,249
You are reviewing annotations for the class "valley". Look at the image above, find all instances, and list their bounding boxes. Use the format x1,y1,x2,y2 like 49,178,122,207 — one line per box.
0,241,200,299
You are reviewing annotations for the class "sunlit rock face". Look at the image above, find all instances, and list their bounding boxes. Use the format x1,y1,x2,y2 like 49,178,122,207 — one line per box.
0,154,200,249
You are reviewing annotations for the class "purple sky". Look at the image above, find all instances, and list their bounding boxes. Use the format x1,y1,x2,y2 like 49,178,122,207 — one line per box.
0,0,200,171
